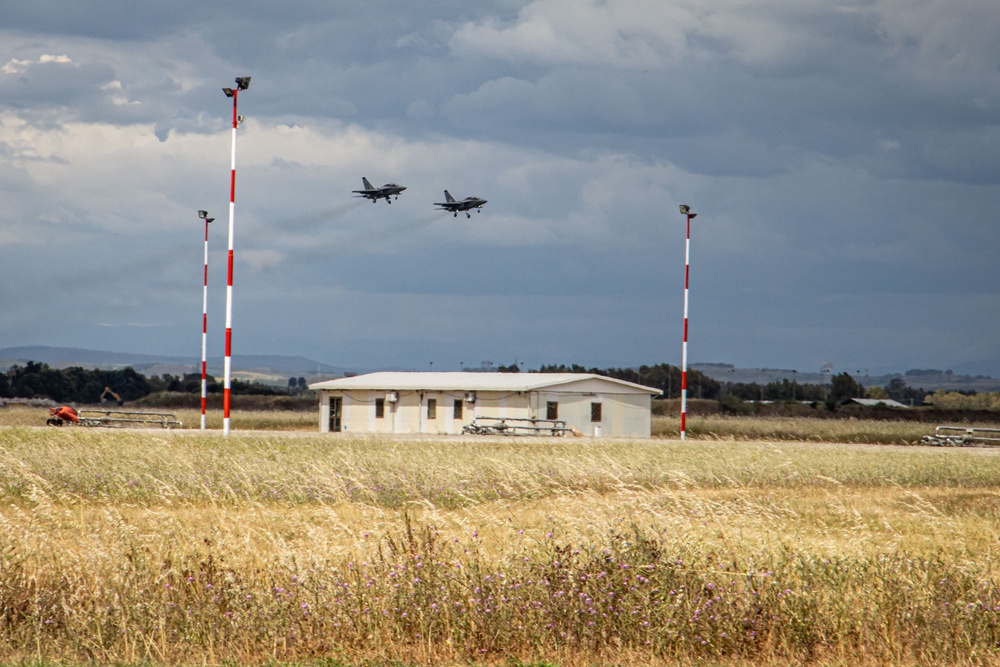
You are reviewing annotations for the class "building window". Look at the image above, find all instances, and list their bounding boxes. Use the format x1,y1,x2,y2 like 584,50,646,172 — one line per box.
591,402,602,422
453,399,463,420
329,397,342,432
427,398,437,420
546,401,558,420
375,398,385,419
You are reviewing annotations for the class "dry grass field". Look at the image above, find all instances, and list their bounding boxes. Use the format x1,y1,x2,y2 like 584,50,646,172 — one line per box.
1,406,1000,666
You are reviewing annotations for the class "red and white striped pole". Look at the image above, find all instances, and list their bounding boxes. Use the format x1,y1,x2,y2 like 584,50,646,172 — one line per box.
679,204,697,440
198,210,214,430
222,76,250,437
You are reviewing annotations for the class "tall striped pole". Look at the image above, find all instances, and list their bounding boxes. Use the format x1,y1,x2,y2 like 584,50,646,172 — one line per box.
679,204,697,440
198,210,214,430
222,77,250,437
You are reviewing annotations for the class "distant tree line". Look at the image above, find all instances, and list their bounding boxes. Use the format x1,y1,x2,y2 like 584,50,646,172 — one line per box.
924,389,1000,410
0,361,284,404
866,377,928,405
0,359,941,408
521,363,931,406
533,362,722,400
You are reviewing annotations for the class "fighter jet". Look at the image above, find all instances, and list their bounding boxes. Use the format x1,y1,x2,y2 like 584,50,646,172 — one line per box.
434,190,488,218
353,177,406,204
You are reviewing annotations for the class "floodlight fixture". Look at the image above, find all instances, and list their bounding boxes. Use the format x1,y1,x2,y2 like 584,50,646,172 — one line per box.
198,210,208,219
222,87,235,98
235,76,251,90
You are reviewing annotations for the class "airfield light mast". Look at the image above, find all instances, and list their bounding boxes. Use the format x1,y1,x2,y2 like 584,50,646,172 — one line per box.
221,76,250,437
678,204,697,441
198,210,214,430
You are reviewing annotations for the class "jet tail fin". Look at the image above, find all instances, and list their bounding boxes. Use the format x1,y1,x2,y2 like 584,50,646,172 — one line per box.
362,177,374,190
444,190,456,203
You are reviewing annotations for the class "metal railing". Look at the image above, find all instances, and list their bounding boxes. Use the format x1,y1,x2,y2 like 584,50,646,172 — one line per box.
921,425,1000,447
462,416,577,437
77,409,183,429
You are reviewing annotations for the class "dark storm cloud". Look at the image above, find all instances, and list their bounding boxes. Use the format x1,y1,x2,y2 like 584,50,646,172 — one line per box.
0,57,116,114
1,2,333,41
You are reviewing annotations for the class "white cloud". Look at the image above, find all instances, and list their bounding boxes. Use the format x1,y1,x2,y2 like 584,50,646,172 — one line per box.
2,54,73,74
241,249,285,272
38,54,73,65
451,0,695,69
1,58,32,74
868,0,1000,75
450,0,1000,84
449,0,866,70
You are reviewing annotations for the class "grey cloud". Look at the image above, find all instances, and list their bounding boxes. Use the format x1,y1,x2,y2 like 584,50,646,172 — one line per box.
0,0,998,375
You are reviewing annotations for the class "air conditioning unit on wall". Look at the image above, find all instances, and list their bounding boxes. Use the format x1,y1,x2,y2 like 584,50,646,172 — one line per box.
464,392,476,402
385,392,398,403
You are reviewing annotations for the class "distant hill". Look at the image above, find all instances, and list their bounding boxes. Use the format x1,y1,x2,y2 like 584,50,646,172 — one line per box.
0,346,354,385
3,347,998,392
951,358,1000,378
692,363,1000,393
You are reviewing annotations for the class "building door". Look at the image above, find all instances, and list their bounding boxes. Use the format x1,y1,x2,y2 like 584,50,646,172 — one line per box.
329,397,342,432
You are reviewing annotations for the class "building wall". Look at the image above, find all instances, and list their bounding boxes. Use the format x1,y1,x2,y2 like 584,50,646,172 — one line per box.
318,390,524,435
319,387,651,437
532,391,651,438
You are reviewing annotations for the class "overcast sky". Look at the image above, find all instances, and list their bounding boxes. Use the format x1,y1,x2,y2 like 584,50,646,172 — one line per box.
1,0,998,375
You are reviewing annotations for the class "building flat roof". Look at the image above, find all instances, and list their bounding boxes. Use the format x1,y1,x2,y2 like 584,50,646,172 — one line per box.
310,371,661,395
849,398,909,408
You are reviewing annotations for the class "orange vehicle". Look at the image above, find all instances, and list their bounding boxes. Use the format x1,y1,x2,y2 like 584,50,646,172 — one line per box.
101,386,124,406
47,405,80,426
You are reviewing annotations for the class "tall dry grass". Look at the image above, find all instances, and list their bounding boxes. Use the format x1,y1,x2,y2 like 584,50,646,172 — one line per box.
7,401,989,445
0,405,318,431
0,428,999,665
652,414,956,444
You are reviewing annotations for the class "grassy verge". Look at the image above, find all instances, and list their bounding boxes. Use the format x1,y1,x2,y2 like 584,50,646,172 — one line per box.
651,414,946,444
6,403,991,445
0,430,999,665
0,405,318,431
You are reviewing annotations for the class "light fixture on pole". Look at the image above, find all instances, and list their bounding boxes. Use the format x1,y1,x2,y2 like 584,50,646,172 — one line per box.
197,210,214,430
221,75,250,436
678,204,697,440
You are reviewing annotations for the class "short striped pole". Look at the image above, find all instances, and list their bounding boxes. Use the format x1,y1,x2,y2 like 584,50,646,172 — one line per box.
679,204,697,440
197,210,214,430
221,77,250,437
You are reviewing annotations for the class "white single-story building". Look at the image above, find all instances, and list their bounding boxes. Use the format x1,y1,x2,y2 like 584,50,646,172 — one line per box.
309,372,661,437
